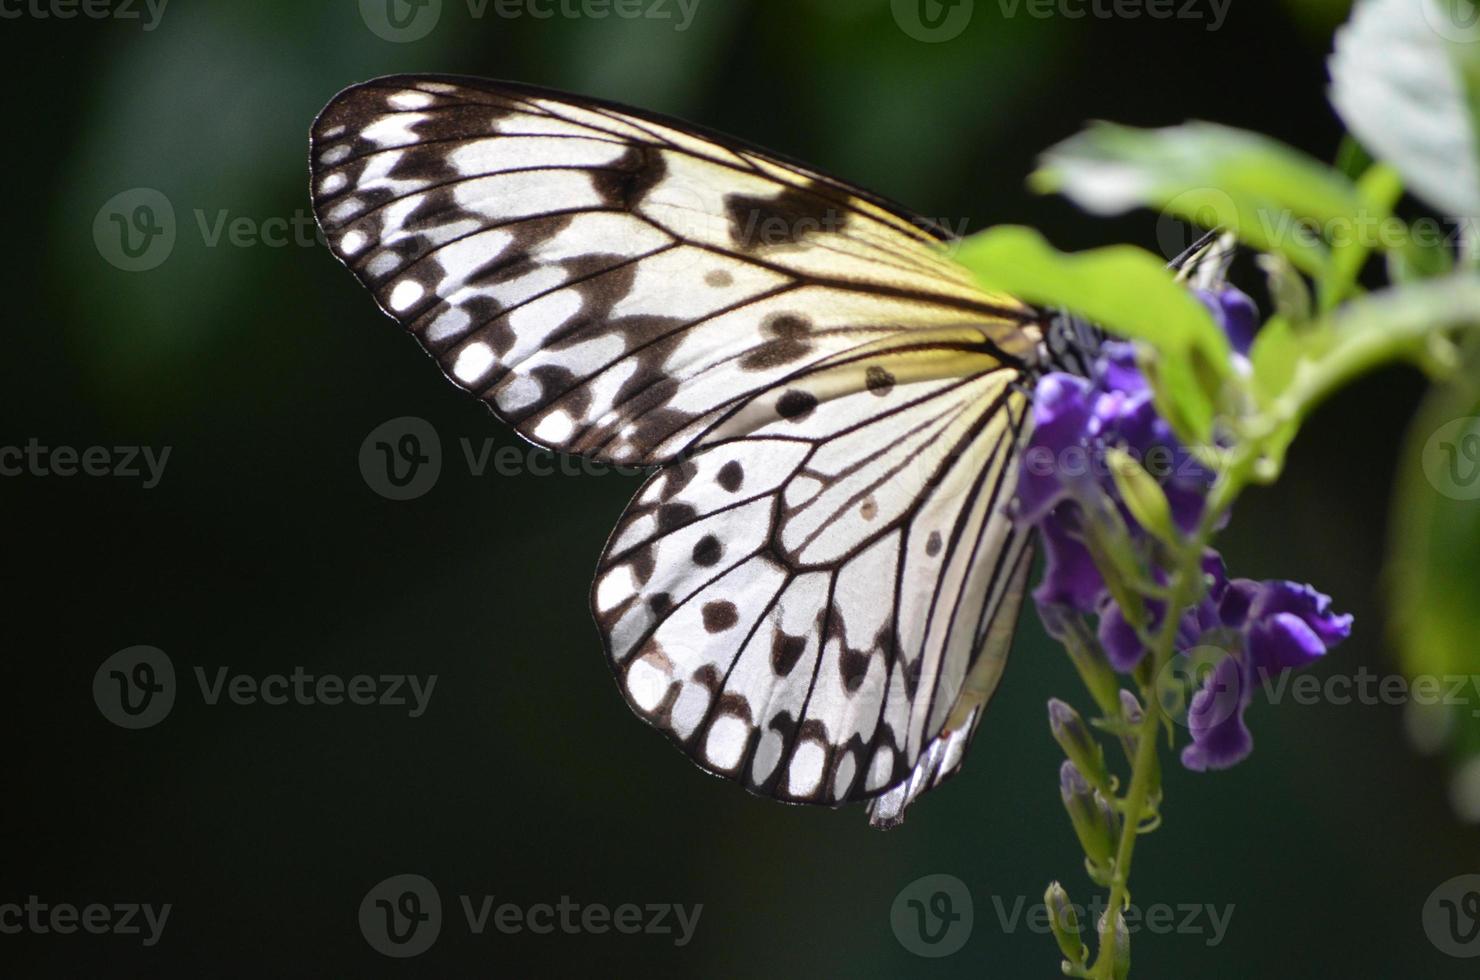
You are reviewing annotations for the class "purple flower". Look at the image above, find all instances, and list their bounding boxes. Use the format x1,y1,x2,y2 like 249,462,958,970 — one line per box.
1034,508,1105,611
1195,286,1259,356
1016,339,1215,614
1017,283,1352,771
1179,579,1352,771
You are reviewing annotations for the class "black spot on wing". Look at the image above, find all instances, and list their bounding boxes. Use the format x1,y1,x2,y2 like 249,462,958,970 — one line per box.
590,143,668,210
716,460,744,492
724,183,848,250
839,647,871,693
692,535,722,566
657,503,697,532
865,365,896,396
702,600,739,633
740,313,815,371
776,389,818,421
771,633,806,676
659,459,700,500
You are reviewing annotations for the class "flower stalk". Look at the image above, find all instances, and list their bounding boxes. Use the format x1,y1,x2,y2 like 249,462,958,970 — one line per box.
1024,291,1358,976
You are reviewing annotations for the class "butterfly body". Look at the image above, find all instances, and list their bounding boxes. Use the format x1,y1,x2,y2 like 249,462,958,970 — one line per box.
311,75,1059,826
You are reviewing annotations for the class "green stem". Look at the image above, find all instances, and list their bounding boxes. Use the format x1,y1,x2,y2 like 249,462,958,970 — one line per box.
1086,454,1254,979
1087,558,1196,979
1088,680,1163,979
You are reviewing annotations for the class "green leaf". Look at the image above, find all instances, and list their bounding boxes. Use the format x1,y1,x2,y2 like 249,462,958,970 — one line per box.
1319,162,1405,310
1031,121,1365,277
1329,0,1480,218
1249,315,1304,404
1249,275,1480,479
953,226,1229,361
1389,234,1457,284
1334,135,1375,181
1387,354,1480,816
953,225,1229,442
1389,378,1480,684
1270,275,1480,414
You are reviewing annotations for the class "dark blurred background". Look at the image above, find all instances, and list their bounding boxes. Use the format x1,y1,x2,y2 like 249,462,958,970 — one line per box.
5,0,1475,976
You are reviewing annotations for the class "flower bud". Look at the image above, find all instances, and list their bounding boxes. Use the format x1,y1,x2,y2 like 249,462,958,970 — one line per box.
1044,881,1086,968
1118,688,1144,758
1256,252,1311,327
1043,607,1123,716
1098,908,1131,980
1059,761,1118,872
1119,688,1144,725
1048,698,1109,793
1080,497,1151,628
1107,447,1178,547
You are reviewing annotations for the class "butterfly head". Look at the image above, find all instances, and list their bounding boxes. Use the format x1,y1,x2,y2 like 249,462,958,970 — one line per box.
1040,310,1105,378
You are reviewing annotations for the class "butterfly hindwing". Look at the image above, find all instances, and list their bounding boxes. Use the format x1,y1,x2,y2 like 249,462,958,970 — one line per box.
310,74,1047,824
593,361,1033,813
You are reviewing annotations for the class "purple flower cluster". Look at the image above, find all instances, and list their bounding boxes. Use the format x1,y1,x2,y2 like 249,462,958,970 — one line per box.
1017,286,1351,770
1179,574,1353,770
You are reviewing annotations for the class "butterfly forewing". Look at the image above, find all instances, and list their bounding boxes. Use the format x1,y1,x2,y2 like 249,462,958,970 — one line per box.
310,74,1046,825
